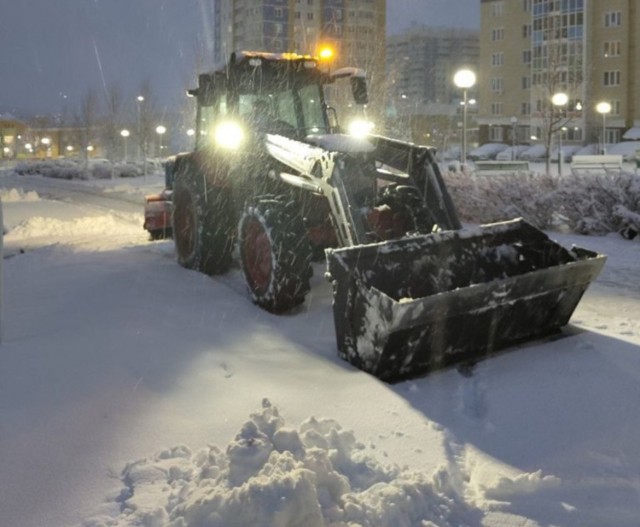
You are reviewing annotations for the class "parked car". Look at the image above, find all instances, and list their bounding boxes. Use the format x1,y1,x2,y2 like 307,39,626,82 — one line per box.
520,144,548,161
495,145,530,161
467,143,509,161
607,141,640,161
573,144,600,156
550,145,582,162
439,145,461,161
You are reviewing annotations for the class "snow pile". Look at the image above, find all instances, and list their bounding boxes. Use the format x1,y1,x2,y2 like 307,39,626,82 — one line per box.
6,213,143,241
0,187,40,202
82,400,476,527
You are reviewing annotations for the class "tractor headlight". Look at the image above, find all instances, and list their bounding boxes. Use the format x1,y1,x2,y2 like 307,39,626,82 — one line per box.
348,119,374,138
214,121,245,150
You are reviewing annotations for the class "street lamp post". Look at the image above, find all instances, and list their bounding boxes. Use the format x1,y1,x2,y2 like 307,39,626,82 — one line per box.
454,69,476,168
120,129,130,163
510,116,518,160
596,101,612,155
136,96,144,161
155,125,166,157
551,92,568,176
40,137,51,158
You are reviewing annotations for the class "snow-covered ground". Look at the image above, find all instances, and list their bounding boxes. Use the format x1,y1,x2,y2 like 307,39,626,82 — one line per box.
1,168,639,527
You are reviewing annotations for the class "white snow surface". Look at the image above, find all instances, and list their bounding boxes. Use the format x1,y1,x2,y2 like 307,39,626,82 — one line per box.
1,169,640,527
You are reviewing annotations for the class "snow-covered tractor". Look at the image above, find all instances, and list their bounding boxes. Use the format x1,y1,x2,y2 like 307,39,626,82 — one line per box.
163,51,605,380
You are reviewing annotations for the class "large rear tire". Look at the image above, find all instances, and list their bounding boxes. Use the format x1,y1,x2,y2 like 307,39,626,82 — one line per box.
238,197,312,313
172,174,233,275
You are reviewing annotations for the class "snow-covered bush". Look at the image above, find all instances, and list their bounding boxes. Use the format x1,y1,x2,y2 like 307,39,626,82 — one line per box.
444,170,560,229
13,159,144,180
15,159,86,180
557,173,640,235
443,169,640,236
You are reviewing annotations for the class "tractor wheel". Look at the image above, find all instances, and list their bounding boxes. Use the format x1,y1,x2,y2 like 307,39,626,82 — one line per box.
172,175,233,275
238,197,313,313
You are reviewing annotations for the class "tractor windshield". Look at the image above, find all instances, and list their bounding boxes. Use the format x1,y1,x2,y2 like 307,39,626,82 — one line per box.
236,82,327,136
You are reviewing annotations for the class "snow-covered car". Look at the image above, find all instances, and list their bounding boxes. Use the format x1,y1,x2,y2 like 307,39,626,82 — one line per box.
495,145,530,161
574,144,600,156
550,145,582,162
519,144,548,161
439,144,461,161
607,141,640,161
467,143,508,161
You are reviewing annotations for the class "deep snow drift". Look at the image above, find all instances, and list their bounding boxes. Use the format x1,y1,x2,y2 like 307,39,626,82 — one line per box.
1,169,639,527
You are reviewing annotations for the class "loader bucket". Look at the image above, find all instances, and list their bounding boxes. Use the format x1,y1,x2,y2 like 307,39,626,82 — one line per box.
326,219,606,382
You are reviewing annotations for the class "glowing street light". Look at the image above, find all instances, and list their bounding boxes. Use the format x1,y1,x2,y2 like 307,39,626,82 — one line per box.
156,125,166,156
453,69,476,166
552,92,568,175
596,101,612,154
120,129,130,162
40,137,51,158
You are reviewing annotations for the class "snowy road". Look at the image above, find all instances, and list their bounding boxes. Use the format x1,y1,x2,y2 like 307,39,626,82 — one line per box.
1,170,640,527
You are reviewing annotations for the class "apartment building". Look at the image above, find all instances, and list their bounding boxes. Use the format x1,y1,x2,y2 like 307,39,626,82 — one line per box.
213,0,386,74
478,0,640,147
385,26,479,144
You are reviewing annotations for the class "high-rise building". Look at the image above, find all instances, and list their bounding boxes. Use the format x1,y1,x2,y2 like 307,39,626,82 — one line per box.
478,0,640,147
213,0,386,76
385,26,479,144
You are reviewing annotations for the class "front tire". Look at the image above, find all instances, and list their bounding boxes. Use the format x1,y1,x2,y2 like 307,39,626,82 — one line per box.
238,197,312,313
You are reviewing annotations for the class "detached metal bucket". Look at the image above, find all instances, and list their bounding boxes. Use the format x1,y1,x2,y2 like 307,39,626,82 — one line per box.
326,219,606,381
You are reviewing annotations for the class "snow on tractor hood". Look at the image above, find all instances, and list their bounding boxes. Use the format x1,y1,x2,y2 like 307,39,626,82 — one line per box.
304,133,375,154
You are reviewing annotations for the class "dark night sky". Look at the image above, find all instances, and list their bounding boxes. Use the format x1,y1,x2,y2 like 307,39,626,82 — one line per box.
0,0,479,117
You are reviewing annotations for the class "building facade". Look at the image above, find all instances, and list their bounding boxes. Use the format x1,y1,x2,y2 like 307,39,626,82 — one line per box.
385,26,479,145
213,0,386,85
478,0,640,147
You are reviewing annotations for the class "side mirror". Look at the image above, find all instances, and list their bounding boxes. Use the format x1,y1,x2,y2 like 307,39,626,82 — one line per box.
350,77,368,105
198,74,216,106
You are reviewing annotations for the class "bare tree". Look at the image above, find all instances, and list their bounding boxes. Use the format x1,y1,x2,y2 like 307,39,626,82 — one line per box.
530,14,585,175
75,87,101,172
137,80,161,169
103,83,125,163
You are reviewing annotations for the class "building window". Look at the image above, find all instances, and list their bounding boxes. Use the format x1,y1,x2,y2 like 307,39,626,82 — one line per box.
603,70,621,86
307,12,313,20
609,100,621,116
491,102,503,116
521,102,531,115
491,1,504,16
603,41,621,57
522,76,531,89
523,0,531,12
491,52,504,66
490,126,504,141
491,77,503,93
523,24,532,38
604,11,622,27
492,28,505,41
523,50,532,64
274,7,283,18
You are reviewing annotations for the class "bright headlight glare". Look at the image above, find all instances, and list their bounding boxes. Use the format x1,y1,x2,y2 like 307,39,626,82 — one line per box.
348,119,374,138
214,121,245,149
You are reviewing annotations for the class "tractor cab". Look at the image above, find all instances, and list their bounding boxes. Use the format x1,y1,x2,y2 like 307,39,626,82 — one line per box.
190,51,370,152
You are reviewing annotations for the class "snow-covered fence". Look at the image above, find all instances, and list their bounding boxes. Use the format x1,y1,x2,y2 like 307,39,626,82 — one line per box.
570,155,623,174
474,160,531,175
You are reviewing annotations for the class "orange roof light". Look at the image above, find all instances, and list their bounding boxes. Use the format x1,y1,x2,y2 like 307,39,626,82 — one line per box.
319,46,334,61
